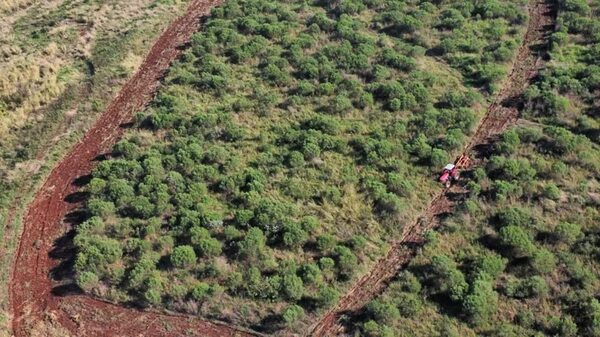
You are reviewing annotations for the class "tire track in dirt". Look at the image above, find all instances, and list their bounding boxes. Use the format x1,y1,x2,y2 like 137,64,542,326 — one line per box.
307,1,557,336
8,0,254,336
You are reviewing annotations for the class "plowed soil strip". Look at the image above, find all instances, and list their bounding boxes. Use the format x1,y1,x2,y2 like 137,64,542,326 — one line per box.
308,1,556,336
8,0,253,336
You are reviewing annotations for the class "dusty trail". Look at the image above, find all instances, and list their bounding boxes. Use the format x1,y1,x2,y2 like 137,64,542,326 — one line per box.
8,0,252,336
308,1,557,336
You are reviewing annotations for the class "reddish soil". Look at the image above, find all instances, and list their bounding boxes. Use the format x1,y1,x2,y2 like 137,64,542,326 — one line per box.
308,1,557,336
8,0,253,336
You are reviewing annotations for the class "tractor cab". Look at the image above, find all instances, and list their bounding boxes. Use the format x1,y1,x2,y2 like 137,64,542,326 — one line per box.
439,163,459,188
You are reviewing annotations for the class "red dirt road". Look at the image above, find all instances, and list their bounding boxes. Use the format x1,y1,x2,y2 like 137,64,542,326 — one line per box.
307,1,557,336
8,0,252,336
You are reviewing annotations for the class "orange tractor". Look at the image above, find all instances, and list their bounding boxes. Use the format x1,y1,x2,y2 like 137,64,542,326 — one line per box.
439,154,470,188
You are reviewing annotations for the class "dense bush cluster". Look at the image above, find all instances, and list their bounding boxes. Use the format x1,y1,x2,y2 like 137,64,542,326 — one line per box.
352,1,600,336
73,0,526,331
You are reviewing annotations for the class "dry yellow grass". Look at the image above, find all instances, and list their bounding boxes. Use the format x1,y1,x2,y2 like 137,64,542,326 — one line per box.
0,0,34,14
0,45,68,135
0,0,171,139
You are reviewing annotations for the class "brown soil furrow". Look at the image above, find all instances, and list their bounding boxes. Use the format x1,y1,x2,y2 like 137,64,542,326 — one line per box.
8,0,253,336
308,1,556,336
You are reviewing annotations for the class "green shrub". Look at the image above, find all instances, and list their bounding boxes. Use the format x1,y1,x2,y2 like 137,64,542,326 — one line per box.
190,227,223,258
396,292,422,317
543,183,561,200
362,320,394,337
76,271,100,292
554,222,582,245
462,277,498,326
287,151,305,168
505,276,549,298
170,245,197,268
317,285,340,308
237,227,267,261
549,315,578,337
499,226,535,258
530,248,557,274
495,207,536,229
224,225,243,241
190,282,211,302
497,129,520,154
334,245,358,278
300,216,319,234
317,234,337,254
282,304,305,326
367,299,400,325
473,252,507,279
430,148,449,168
396,271,422,294
282,222,308,249
430,255,468,301
281,273,304,301
144,288,162,305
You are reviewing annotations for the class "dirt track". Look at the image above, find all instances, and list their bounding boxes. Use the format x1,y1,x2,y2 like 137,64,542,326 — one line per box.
307,1,557,336
8,0,252,336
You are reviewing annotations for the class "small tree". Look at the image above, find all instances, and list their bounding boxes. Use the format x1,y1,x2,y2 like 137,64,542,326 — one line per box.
282,304,305,326
281,273,304,301
543,183,561,200
190,282,211,302
300,263,323,285
366,299,400,325
396,293,422,317
316,234,337,253
237,227,267,261
334,245,358,278
282,222,308,250
76,271,99,292
473,252,507,279
498,226,535,258
554,222,582,245
462,277,498,326
319,257,336,281
317,285,340,308
530,248,557,274
190,226,223,258
170,245,197,268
